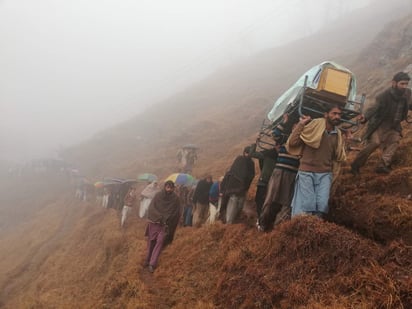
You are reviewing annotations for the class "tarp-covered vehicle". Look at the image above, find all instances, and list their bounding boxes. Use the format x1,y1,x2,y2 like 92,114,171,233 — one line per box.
258,61,365,148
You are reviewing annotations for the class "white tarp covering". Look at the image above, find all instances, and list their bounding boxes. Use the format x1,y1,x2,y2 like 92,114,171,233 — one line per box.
267,61,357,122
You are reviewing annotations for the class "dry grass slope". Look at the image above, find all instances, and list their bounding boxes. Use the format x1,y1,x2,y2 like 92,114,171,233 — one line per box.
1,6,412,309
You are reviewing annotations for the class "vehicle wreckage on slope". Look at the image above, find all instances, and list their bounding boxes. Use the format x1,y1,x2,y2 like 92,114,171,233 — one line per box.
258,61,366,148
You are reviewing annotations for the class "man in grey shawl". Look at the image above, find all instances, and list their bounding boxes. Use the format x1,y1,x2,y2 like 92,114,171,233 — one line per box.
144,180,180,273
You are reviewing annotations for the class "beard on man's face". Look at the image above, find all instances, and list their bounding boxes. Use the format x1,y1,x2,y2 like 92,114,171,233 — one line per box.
165,189,174,195
394,86,406,95
328,118,341,126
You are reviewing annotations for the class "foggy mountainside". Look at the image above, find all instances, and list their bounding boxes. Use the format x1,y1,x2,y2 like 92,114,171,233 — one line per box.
1,2,412,309
61,0,410,179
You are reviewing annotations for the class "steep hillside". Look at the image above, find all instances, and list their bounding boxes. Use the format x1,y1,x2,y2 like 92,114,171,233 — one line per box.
1,4,412,309
62,1,412,181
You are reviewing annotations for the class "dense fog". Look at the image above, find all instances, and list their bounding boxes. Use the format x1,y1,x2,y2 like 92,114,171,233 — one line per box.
1,0,373,162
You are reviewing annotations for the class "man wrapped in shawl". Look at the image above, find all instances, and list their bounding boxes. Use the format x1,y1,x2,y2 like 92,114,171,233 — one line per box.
286,105,346,218
144,180,181,273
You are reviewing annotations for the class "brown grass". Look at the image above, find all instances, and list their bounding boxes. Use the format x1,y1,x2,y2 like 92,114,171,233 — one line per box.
1,9,412,309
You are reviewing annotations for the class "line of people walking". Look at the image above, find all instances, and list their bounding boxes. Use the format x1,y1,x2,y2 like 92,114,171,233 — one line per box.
77,71,412,274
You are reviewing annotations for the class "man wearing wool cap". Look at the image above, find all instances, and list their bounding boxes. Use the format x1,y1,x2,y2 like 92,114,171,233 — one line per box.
351,72,412,175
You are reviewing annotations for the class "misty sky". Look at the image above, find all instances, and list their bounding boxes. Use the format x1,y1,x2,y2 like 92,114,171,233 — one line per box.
0,0,371,162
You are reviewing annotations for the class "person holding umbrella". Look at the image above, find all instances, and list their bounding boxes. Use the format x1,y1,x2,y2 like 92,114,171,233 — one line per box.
176,144,198,173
